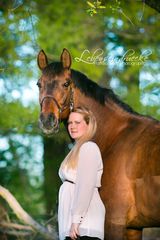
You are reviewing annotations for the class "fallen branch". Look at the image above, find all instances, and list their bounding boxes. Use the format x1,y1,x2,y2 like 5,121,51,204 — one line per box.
0,185,57,239
0,221,33,231
0,221,34,237
0,228,32,237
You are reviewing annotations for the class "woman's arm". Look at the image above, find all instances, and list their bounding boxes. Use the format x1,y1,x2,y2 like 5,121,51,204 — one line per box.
71,141,101,224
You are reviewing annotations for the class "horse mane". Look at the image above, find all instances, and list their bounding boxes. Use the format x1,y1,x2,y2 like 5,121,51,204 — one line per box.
71,69,138,115
42,62,145,117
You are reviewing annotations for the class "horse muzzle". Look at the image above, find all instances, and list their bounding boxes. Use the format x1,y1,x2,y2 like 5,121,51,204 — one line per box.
39,113,59,135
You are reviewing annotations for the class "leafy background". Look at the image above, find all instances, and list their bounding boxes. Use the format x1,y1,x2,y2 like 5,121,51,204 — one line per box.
0,0,160,239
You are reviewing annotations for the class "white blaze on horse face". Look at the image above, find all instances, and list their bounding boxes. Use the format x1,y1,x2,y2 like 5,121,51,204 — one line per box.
68,112,88,141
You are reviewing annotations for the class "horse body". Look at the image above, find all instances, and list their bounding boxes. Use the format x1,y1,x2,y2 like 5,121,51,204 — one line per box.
77,92,160,239
37,49,160,240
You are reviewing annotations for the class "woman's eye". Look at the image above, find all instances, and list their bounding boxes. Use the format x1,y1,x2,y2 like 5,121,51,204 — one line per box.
75,121,81,124
63,81,70,87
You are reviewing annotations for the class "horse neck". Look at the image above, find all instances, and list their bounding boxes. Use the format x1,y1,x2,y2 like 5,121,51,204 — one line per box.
73,87,132,153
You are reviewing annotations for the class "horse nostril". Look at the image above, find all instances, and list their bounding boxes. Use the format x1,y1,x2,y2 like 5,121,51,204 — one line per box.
40,113,53,121
39,112,55,129
39,112,59,133
48,113,53,121
40,113,44,121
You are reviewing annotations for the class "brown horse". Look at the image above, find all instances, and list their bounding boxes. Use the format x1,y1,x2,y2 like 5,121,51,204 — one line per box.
37,49,160,240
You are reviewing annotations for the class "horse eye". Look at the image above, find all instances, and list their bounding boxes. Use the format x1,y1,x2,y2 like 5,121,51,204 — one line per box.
63,81,70,88
37,82,42,88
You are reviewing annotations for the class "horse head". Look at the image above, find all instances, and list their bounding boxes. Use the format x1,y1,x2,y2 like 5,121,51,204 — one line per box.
37,49,74,135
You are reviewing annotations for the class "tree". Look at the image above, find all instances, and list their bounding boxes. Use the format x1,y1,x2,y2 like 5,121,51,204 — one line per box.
0,0,45,220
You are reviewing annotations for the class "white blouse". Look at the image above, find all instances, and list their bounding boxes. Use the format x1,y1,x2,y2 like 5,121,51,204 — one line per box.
58,141,105,240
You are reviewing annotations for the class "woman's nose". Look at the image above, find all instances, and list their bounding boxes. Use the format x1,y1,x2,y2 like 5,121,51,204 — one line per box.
70,123,76,129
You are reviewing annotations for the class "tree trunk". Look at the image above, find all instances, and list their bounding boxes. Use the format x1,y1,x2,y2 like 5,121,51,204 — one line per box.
43,136,69,214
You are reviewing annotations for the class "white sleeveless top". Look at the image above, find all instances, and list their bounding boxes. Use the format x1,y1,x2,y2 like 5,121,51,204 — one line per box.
58,141,105,240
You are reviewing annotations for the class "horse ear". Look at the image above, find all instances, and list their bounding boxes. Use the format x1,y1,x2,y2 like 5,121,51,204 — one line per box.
37,50,48,70
60,48,72,69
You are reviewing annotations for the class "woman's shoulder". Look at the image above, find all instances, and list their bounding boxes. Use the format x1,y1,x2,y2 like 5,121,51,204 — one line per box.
80,141,100,152
79,141,102,165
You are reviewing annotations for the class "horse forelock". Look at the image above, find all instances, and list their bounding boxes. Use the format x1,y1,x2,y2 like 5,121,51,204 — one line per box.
42,62,64,76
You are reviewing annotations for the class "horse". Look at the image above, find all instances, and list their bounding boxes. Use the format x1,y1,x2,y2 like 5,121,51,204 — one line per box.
37,48,160,240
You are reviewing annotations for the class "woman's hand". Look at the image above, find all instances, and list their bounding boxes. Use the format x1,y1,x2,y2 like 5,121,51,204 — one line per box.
69,223,80,239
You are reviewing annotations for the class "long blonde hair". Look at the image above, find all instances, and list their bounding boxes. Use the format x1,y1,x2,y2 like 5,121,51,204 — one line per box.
63,106,97,169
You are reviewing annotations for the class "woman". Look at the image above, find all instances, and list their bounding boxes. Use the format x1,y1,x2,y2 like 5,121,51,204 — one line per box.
58,106,105,240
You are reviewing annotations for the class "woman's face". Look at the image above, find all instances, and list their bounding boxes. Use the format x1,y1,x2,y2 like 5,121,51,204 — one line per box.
68,112,89,141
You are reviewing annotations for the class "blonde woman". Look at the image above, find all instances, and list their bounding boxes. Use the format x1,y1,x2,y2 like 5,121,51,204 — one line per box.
58,106,105,240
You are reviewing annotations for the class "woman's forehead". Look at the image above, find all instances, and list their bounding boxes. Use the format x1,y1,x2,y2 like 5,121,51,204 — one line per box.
68,112,83,121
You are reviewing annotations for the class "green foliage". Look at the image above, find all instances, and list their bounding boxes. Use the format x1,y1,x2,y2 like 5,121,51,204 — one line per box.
100,1,160,119
0,1,45,218
0,99,39,134
0,134,45,215
35,0,107,81
86,1,106,16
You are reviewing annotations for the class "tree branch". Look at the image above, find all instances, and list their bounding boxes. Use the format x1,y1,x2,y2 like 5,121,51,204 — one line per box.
0,185,57,239
145,0,160,13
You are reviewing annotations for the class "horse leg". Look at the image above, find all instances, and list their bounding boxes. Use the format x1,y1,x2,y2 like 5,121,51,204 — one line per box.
126,229,142,240
105,221,127,240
